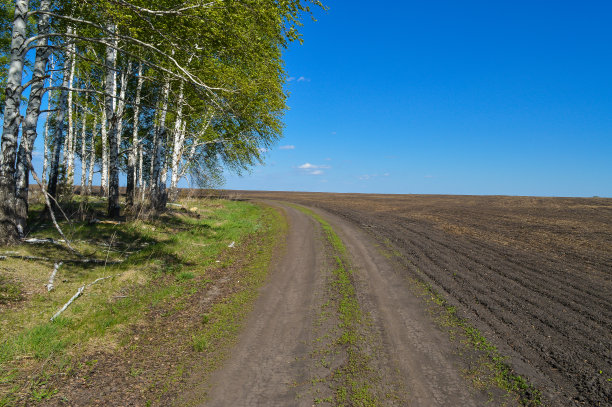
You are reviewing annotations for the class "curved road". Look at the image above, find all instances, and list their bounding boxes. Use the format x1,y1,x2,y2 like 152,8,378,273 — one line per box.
195,202,494,406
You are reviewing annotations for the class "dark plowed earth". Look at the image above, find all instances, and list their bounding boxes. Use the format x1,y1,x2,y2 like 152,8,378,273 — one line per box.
227,191,612,407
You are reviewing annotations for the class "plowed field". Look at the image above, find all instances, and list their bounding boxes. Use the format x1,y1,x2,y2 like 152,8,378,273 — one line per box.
220,191,612,406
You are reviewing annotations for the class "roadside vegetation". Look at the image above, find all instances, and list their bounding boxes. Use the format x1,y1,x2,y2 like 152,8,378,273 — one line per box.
0,196,284,405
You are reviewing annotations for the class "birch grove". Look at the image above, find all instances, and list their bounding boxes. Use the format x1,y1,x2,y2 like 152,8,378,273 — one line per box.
0,0,324,245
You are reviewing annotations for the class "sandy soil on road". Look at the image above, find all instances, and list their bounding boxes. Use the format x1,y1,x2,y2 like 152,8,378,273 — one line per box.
194,202,494,406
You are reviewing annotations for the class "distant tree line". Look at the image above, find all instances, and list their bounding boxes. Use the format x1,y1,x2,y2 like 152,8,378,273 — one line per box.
0,0,323,245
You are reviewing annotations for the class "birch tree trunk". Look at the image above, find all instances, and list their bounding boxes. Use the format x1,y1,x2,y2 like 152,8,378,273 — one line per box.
0,0,29,244
106,26,121,218
116,67,127,151
100,106,108,196
64,44,77,188
138,143,145,203
151,80,170,212
42,56,54,184
15,0,51,235
80,114,87,192
169,81,185,201
87,116,97,195
48,29,74,201
42,123,49,181
126,62,143,207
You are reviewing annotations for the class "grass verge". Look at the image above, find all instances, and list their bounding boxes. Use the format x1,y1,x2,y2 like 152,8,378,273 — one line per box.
0,198,284,406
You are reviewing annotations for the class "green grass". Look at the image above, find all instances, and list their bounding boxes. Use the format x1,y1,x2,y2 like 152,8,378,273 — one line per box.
0,197,280,404
290,204,379,407
0,276,21,304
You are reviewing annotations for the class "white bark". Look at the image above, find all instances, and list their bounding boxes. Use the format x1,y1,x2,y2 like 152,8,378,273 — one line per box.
151,80,170,210
127,62,143,205
0,0,29,242
106,24,121,217
65,42,77,186
51,285,84,321
47,261,63,291
116,67,128,150
138,143,144,202
101,106,108,196
87,116,97,195
169,81,185,198
15,0,51,235
42,56,55,183
80,114,87,188
47,27,74,199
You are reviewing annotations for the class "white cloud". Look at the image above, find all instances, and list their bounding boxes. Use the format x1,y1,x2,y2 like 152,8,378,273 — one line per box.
287,76,296,82
298,162,330,170
297,162,330,176
297,76,311,82
258,147,268,153
279,145,295,150
331,131,337,135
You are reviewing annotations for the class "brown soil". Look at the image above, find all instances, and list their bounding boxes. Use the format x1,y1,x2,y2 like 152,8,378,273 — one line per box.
227,191,612,407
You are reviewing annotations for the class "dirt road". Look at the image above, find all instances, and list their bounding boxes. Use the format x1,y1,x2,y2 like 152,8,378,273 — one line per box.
197,202,493,406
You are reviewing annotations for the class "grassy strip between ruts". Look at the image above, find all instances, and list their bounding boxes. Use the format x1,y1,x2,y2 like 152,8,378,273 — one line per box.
289,204,379,407
377,238,542,406
0,198,284,406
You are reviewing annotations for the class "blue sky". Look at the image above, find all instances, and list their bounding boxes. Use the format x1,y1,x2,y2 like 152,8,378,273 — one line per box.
224,0,612,197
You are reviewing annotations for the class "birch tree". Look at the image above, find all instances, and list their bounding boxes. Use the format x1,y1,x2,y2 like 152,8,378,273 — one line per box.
0,0,29,243
0,0,325,244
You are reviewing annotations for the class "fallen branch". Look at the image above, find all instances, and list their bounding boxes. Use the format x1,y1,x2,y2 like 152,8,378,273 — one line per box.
47,262,63,291
0,254,49,261
50,286,84,321
50,275,117,321
23,237,66,247
0,253,123,265
72,258,123,265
